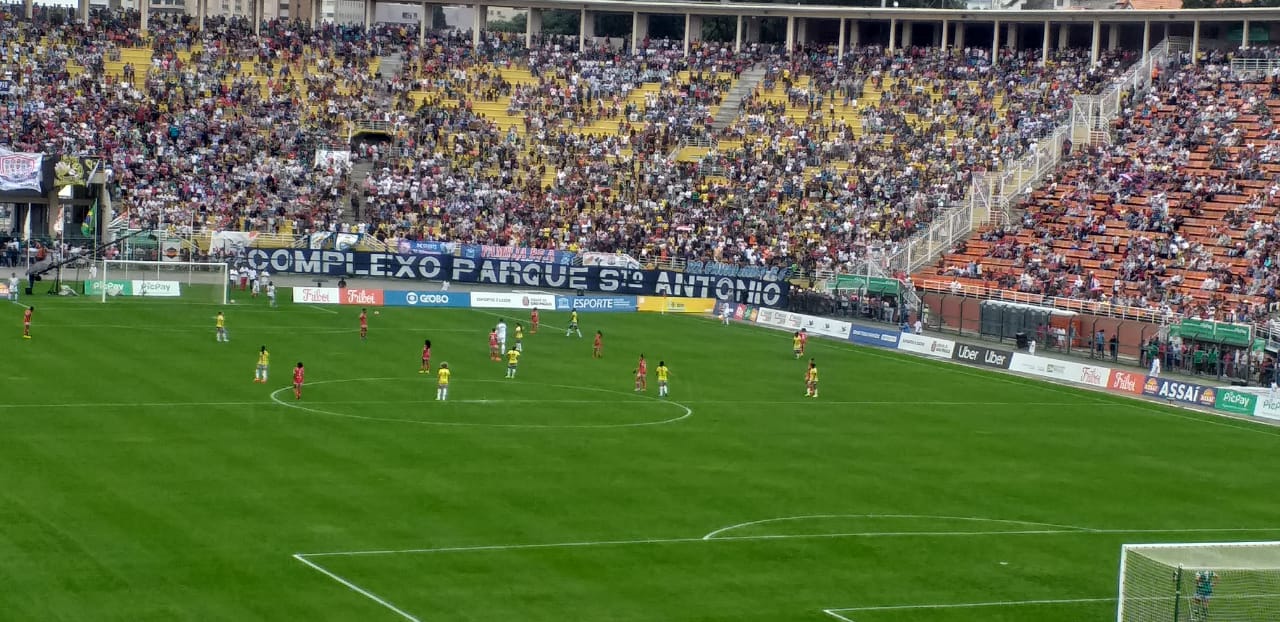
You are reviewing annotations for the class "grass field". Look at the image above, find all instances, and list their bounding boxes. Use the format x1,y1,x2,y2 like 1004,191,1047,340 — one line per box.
3,289,1280,622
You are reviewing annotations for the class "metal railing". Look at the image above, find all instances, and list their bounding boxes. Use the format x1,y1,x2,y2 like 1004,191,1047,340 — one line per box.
872,40,1170,314
915,278,1181,325
1230,57,1280,79
1070,39,1169,142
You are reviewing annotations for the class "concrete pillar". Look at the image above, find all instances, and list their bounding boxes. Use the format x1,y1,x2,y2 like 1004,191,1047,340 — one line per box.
940,20,948,50
735,15,743,53
526,8,541,48
77,0,88,22
579,9,594,50
1242,19,1250,48
23,0,31,20
1090,19,1100,64
991,19,999,63
1191,20,1200,65
140,4,148,34
837,18,846,59
1108,24,1119,50
785,15,794,54
310,0,319,28
364,0,373,29
849,20,859,48
795,17,807,48
252,0,260,35
632,13,649,53
888,18,896,53
901,21,912,48
198,0,206,31
1041,20,1050,65
1058,23,1069,51
745,16,761,45
421,6,428,45
954,22,965,50
1141,20,1149,54
684,14,702,55
1006,22,1017,50
472,5,486,49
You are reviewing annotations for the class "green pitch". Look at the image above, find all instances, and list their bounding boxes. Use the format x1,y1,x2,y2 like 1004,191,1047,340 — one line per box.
3,291,1280,622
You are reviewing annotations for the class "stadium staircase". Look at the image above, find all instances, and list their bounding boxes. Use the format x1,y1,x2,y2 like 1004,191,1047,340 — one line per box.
888,40,1170,280
710,66,768,130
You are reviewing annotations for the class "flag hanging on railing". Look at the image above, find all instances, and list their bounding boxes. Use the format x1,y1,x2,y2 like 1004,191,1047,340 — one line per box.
81,199,95,236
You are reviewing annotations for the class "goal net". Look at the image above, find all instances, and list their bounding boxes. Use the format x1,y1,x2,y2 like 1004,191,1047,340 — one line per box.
97,260,229,304
1118,542,1280,622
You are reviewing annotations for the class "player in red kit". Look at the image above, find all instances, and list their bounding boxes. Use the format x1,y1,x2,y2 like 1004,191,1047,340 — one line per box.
634,354,648,392
489,328,500,361
358,309,368,342
530,308,539,334
593,331,603,358
419,339,432,374
799,328,808,355
22,306,32,339
293,362,305,399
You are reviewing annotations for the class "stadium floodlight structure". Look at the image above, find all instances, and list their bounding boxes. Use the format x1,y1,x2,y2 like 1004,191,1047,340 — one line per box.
99,259,229,304
1118,542,1280,622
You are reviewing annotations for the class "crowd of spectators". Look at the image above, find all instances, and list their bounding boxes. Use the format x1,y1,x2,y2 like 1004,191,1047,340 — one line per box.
5,7,1137,281
926,48,1280,324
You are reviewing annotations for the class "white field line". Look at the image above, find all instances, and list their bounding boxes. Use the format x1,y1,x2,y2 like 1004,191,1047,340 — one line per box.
9,300,27,308
305,305,339,314
267,377,695,429
727,320,1280,437
701,514,1098,540
293,525,1280,621
823,597,1115,618
297,526,1280,559
292,554,421,622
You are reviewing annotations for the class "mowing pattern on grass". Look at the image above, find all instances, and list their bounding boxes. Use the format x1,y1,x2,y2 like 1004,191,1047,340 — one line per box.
1,292,1279,621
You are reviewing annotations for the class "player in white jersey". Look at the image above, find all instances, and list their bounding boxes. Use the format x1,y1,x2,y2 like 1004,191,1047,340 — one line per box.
7,272,18,301
496,319,508,352
266,282,277,307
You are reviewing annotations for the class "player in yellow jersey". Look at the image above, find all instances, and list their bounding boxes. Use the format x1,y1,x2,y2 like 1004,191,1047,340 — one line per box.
254,345,270,383
792,332,802,359
805,359,819,398
216,312,228,342
505,347,521,378
656,361,670,397
566,310,582,337
436,363,451,401
514,323,524,352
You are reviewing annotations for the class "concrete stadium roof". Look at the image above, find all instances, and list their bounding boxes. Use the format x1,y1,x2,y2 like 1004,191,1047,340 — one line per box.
480,0,1280,23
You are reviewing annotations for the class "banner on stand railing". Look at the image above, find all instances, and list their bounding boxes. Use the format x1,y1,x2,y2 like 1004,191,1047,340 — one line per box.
247,250,789,306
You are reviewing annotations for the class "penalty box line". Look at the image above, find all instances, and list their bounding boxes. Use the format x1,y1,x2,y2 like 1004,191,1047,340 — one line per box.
292,526,1280,621
821,597,1116,621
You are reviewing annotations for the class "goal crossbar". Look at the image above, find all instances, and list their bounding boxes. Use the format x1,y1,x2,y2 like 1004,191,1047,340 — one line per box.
1118,541,1280,622
99,259,229,304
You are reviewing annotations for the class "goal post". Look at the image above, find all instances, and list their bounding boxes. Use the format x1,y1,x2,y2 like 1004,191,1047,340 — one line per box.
1118,542,1280,622
97,260,229,304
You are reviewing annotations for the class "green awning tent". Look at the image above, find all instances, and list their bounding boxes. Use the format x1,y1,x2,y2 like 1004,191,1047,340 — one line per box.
831,275,901,295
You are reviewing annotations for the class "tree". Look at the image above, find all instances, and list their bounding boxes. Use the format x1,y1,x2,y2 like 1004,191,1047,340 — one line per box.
488,13,526,33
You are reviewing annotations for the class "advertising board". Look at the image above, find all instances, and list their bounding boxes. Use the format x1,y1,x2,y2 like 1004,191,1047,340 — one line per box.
897,334,956,360
1141,377,1218,407
383,291,471,307
951,343,1013,370
470,292,557,310
555,296,638,312
847,325,901,349
293,287,340,304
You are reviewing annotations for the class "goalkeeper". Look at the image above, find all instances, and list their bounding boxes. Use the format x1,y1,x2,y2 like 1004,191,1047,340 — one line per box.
1192,570,1216,621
